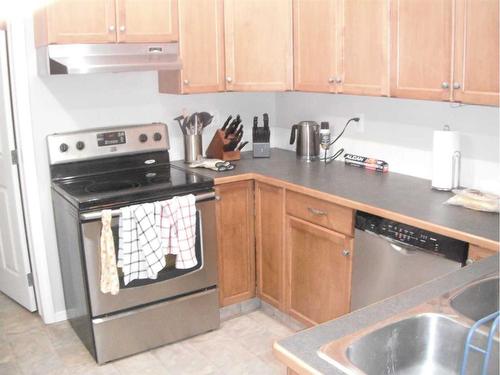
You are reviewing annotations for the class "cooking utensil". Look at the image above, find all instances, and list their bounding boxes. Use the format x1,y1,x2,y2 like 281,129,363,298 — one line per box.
221,115,232,130
237,141,249,151
223,137,240,151
198,112,214,128
174,115,187,135
233,124,243,139
263,113,269,130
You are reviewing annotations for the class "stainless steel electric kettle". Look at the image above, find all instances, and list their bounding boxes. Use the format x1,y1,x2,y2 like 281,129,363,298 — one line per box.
289,121,320,161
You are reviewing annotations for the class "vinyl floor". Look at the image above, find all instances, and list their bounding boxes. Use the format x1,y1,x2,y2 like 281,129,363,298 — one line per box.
0,292,295,374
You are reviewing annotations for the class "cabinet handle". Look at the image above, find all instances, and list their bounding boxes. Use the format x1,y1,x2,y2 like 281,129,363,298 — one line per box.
183,79,190,85
108,25,115,32
119,25,126,32
328,77,335,84
335,77,342,84
342,249,350,257
453,82,461,89
215,195,221,201
307,207,327,216
441,82,450,89
226,76,233,83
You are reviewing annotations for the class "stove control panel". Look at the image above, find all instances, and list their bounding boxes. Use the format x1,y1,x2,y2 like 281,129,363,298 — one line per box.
47,123,170,165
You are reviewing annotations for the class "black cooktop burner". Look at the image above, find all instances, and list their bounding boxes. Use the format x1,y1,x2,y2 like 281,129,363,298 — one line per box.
85,180,141,193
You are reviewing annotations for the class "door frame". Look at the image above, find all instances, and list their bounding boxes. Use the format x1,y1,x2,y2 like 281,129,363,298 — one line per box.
6,21,64,323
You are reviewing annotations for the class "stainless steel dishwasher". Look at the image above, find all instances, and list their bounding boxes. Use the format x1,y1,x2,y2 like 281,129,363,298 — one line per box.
351,211,468,311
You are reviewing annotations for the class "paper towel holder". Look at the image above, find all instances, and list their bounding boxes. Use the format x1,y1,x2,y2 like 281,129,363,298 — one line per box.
452,150,461,189
431,125,461,191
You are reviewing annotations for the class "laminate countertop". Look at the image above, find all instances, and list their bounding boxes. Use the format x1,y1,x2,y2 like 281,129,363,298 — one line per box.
173,148,499,249
272,254,499,375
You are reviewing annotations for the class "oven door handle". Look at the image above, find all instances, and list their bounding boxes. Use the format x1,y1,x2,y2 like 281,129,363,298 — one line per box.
79,191,217,221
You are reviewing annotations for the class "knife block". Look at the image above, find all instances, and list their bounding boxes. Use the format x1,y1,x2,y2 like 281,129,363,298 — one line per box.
206,130,241,161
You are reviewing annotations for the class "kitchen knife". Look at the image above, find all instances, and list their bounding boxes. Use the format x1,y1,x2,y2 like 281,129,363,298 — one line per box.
224,119,237,138
253,116,258,129
221,115,232,130
223,138,239,151
237,141,249,151
263,113,269,129
225,117,239,138
233,124,244,139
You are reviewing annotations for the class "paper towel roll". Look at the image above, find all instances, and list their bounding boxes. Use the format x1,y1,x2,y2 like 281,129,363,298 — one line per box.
432,128,461,190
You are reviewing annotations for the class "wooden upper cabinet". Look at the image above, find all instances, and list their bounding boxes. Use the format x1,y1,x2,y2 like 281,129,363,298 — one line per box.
390,0,453,101
293,0,337,93
453,0,499,106
286,216,352,326
159,0,225,94
256,182,285,310
338,0,390,96
34,0,178,46
215,181,255,307
224,0,293,91
34,0,116,46
116,0,178,43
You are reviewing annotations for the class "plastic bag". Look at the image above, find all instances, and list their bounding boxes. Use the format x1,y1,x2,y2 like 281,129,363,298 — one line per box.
444,188,499,213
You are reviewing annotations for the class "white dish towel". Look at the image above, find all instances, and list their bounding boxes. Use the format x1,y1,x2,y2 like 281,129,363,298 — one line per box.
160,194,198,269
118,203,164,285
117,195,198,285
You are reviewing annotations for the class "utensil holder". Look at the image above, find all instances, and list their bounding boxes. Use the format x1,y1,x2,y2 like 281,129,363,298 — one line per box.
206,130,241,161
184,134,203,163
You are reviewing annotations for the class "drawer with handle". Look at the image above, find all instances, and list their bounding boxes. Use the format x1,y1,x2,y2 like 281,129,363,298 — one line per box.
286,190,354,235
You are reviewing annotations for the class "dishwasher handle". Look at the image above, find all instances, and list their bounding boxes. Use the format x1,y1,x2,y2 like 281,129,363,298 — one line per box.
365,229,419,256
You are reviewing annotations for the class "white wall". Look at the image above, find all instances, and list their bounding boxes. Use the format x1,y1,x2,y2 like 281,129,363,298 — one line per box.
21,21,276,321
274,92,500,192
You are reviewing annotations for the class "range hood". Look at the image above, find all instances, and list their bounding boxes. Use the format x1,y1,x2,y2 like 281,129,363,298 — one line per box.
36,43,182,75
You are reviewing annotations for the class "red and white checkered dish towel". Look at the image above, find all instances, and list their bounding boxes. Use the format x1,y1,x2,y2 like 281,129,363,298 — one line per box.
160,194,198,269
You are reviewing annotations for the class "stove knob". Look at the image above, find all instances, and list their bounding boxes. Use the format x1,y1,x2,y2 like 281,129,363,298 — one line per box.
153,132,162,141
76,141,85,150
59,143,69,152
139,134,148,143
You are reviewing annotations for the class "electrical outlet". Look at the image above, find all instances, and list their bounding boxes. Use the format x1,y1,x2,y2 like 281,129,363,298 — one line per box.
354,114,365,133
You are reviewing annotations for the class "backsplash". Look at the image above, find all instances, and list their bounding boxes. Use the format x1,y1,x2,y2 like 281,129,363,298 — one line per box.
274,92,499,193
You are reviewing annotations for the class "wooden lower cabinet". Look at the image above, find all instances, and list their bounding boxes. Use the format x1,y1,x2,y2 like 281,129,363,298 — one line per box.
255,182,285,310
215,180,255,306
286,215,353,326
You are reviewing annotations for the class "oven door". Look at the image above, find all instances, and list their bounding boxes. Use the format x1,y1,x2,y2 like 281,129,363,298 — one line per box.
80,197,218,317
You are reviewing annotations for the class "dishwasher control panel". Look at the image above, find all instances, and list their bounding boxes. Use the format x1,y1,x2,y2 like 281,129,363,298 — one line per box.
355,211,468,263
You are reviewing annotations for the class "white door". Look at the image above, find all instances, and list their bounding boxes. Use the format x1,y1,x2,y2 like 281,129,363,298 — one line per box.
0,29,36,311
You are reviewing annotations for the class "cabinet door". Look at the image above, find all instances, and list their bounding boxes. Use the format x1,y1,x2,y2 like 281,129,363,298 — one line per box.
286,216,352,326
293,0,337,93
116,0,178,42
453,0,499,106
338,0,389,96
256,182,285,310
390,0,453,101
38,0,116,45
224,0,293,91
159,0,225,94
215,181,255,306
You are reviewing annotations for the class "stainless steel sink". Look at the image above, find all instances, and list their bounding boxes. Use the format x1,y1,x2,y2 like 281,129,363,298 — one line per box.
318,274,500,375
345,313,498,375
451,277,499,323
